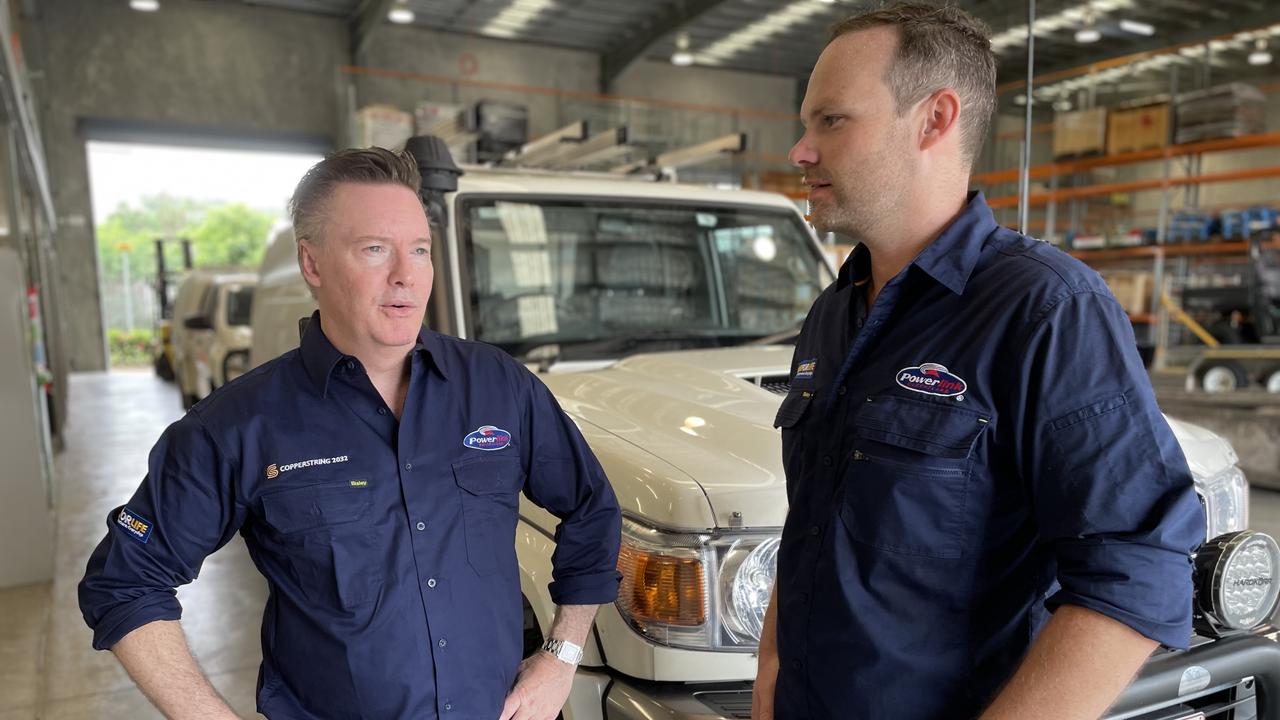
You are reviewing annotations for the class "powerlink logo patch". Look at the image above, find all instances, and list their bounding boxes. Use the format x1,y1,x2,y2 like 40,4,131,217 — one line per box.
896,363,968,398
463,425,512,451
116,507,154,544
265,455,349,479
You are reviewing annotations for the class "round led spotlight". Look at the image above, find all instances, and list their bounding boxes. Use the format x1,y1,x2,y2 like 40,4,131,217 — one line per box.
1195,531,1280,636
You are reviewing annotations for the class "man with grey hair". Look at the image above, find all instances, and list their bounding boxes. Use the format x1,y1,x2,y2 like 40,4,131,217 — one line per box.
80,147,622,720
757,3,1203,719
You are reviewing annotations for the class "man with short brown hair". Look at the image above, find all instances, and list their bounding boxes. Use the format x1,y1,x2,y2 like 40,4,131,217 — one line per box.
755,4,1203,719
80,147,622,719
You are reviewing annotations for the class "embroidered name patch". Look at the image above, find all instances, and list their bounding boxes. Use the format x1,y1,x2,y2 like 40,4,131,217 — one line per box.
464,425,512,451
116,506,154,544
795,359,817,380
896,363,967,398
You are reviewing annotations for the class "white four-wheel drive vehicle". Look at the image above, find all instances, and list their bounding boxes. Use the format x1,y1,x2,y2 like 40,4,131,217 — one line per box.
171,269,256,409
248,137,1280,720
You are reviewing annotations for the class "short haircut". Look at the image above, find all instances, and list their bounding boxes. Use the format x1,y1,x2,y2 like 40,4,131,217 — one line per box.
288,146,422,245
829,2,997,167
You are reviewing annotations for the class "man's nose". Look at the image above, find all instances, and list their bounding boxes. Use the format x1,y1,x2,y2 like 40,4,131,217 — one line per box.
387,251,413,287
789,133,818,167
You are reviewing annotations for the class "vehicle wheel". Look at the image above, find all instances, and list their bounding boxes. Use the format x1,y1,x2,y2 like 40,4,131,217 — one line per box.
1266,368,1280,394
1199,361,1250,393
154,354,175,381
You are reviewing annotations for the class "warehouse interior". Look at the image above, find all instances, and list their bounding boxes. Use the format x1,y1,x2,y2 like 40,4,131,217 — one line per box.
2,0,1280,717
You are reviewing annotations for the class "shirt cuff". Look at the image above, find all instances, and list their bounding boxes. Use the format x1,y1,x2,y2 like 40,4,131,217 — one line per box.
88,592,183,651
1049,540,1194,650
549,569,621,606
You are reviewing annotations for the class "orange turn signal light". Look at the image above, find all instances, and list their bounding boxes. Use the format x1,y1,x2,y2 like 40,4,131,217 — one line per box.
616,545,706,626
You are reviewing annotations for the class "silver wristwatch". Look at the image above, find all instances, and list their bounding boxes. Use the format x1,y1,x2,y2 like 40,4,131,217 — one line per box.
540,638,584,666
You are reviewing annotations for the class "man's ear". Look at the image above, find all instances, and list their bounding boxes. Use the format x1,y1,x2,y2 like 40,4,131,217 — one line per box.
298,240,323,291
919,88,962,152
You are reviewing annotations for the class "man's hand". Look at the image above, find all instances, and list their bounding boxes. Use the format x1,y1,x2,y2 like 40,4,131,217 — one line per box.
751,647,779,720
499,651,575,720
751,586,780,720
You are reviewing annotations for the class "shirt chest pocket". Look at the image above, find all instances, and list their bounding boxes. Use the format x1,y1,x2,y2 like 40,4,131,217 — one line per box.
841,395,989,559
259,480,384,609
453,456,526,577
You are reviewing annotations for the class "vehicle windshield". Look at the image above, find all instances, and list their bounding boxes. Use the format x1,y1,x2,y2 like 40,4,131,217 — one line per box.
225,286,254,327
462,198,829,361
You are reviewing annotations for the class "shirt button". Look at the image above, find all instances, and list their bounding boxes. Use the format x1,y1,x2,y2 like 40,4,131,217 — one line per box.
444,704,452,712
791,659,803,670
821,455,833,467
377,407,387,415
809,524,821,536
837,386,847,396
345,360,355,371
416,521,426,531
438,638,447,648
799,592,810,604
427,578,437,588
404,462,412,471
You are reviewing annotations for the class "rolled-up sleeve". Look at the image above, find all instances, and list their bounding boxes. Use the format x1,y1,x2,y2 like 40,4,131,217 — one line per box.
1017,289,1205,649
517,369,621,606
78,411,245,650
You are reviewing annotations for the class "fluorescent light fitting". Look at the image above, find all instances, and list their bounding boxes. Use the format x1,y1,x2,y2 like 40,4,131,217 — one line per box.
480,0,557,38
1250,39,1272,65
1118,19,1154,35
388,6,415,24
1075,27,1101,43
130,0,160,11
671,51,694,66
695,2,830,64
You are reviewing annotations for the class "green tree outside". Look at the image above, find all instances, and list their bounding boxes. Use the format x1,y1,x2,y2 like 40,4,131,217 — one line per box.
97,194,277,364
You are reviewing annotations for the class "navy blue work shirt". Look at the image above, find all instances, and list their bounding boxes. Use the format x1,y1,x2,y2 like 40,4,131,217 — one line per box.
772,192,1205,720
79,313,622,719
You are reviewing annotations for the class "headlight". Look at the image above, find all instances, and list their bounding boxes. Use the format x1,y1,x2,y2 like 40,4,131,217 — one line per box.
615,517,778,652
223,350,251,382
1196,466,1249,541
720,537,780,645
1194,530,1280,636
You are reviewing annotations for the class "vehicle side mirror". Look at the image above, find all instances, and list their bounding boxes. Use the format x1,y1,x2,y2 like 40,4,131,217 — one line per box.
183,315,213,331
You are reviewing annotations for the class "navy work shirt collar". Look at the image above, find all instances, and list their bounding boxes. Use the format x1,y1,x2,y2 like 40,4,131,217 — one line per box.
836,190,997,297
299,310,446,396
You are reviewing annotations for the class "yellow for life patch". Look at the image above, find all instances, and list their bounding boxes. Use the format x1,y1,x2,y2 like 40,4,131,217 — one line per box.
349,479,368,487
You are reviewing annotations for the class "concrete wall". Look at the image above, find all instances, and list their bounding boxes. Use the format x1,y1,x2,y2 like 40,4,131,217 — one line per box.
32,0,348,371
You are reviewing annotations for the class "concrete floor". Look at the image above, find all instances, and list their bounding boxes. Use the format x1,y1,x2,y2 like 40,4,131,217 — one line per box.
0,371,266,719
1,370,1278,718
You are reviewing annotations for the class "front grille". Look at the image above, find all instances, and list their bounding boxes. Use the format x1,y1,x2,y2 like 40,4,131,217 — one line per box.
1114,679,1256,720
739,373,791,396
695,689,753,719
693,680,1257,720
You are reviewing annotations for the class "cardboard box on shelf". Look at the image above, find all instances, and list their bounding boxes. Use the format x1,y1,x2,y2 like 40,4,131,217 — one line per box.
1108,103,1169,155
350,105,413,151
1175,82,1266,144
1053,107,1108,158
1101,271,1154,317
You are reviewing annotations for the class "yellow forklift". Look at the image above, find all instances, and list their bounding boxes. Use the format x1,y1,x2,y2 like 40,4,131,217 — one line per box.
152,238,193,382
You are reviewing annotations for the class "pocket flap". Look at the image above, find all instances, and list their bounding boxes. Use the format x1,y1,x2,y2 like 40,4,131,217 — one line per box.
261,481,371,535
452,456,525,496
855,395,988,458
773,390,815,429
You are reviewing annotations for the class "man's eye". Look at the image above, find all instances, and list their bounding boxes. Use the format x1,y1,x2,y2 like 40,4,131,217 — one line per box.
415,247,431,256
365,245,384,254
823,116,843,128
